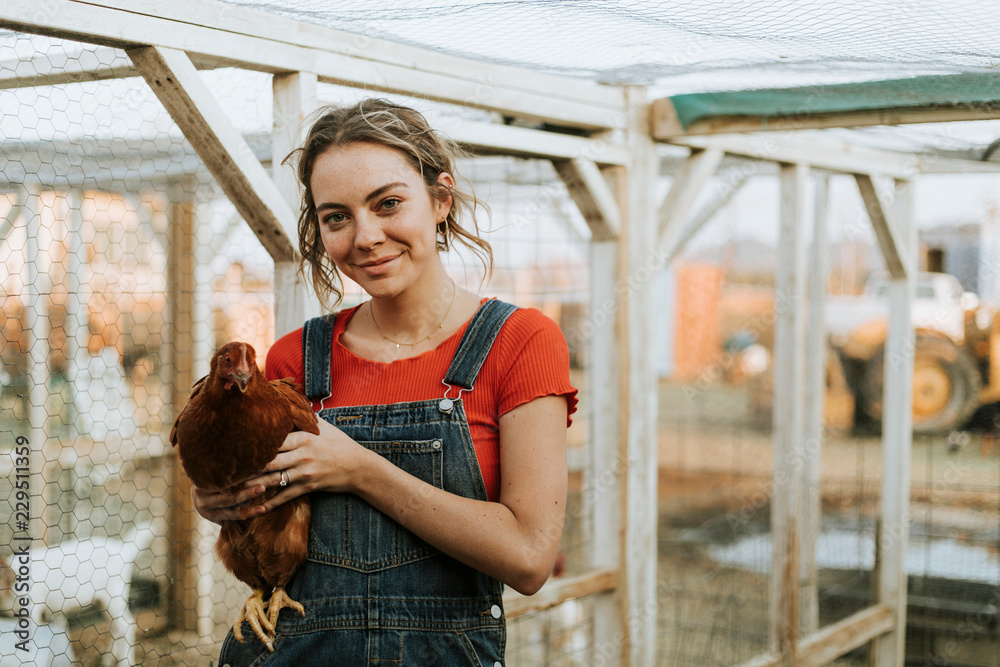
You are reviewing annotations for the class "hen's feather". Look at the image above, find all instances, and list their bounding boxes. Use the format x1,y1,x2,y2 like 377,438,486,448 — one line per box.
169,341,318,644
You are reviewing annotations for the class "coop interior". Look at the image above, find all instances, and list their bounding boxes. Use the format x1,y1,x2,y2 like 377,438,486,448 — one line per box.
2,2,1000,666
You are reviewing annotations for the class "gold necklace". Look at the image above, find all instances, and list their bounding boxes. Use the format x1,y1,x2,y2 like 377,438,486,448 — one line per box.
370,280,457,349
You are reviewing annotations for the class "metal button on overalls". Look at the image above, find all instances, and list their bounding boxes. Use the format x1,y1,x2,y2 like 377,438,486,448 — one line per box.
219,300,517,666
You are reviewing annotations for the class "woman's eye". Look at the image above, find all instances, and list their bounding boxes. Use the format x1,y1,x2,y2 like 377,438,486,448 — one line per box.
380,198,401,211
323,212,347,226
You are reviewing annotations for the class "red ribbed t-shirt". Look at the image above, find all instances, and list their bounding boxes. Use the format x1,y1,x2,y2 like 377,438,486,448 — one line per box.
264,300,578,502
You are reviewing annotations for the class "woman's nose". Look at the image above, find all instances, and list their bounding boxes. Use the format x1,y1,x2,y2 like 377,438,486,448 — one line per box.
354,212,386,249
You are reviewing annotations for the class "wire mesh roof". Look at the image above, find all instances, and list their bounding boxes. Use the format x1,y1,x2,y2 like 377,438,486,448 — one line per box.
214,0,1000,160
221,0,1000,93
3,1,1000,159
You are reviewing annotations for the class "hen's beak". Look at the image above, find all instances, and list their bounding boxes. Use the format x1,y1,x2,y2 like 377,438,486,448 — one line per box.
233,373,250,393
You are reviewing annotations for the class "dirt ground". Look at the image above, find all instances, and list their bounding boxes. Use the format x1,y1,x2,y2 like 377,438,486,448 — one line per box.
655,380,1000,666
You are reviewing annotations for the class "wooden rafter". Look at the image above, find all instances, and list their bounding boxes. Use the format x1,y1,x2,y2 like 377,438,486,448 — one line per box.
660,169,749,263
0,46,136,90
126,45,298,262
657,147,723,249
854,174,909,279
668,132,1000,178
552,159,620,241
0,0,624,130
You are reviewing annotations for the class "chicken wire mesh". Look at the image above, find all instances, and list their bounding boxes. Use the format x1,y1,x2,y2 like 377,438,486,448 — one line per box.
1,31,597,666
4,2,1000,666
655,161,1000,665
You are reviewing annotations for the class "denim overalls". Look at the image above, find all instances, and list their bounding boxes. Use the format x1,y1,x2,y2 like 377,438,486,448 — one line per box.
220,299,517,667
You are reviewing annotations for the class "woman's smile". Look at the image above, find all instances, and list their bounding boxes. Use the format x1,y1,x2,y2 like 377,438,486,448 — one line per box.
354,252,403,277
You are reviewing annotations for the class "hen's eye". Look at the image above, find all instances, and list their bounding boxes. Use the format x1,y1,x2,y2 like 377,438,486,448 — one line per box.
225,354,231,363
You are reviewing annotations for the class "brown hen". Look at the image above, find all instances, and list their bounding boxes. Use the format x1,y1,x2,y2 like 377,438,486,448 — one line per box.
170,341,319,652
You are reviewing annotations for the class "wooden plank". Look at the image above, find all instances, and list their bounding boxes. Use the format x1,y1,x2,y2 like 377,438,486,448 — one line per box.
800,174,830,635
272,71,321,336
442,118,629,166
0,46,134,89
0,0,623,130
64,190,87,457
651,93,1000,137
671,132,1000,177
587,238,623,664
1,191,23,243
657,147,724,243
670,134,918,179
617,86,659,667
770,162,810,661
662,170,749,264
22,185,50,543
552,158,620,241
872,180,915,667
503,568,617,619
854,174,908,279
126,45,298,262
165,177,213,631
736,604,895,667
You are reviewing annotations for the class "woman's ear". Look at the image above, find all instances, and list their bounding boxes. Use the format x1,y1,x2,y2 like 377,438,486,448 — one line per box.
435,172,455,221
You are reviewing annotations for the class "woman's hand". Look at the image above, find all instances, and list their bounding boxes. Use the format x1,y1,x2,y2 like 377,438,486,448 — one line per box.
191,483,264,525
240,418,373,516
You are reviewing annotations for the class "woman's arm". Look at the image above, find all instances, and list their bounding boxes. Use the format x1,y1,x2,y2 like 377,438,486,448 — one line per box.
224,394,568,595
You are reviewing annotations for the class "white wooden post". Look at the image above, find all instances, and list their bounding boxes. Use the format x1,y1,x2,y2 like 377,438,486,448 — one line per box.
22,184,51,544
64,190,88,448
800,174,830,634
873,179,915,667
771,163,810,661
588,238,623,665
617,85,659,667
272,71,320,334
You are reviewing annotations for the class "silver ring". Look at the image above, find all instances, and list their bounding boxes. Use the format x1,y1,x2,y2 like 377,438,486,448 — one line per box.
279,470,288,487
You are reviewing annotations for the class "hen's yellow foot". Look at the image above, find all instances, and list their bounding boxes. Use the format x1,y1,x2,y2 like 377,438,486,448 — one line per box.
233,589,276,651
265,586,305,635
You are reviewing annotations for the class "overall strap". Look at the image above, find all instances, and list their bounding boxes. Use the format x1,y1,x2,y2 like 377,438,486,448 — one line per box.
302,314,335,401
443,299,518,391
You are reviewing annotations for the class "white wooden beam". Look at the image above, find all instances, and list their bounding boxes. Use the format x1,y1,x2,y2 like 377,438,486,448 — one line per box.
854,174,909,279
618,85,659,667
587,238,623,665
800,174,830,635
658,147,723,250
552,159,620,241
442,118,629,166
671,134,919,179
272,71,321,334
671,132,1000,177
661,170,749,263
22,184,50,543
770,162,810,660
503,568,617,619
0,46,135,90
1,191,23,243
0,0,624,130
126,45,298,262
872,180,915,667
737,604,895,667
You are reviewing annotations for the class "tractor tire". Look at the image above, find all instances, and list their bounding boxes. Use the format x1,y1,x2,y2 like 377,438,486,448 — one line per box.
859,332,981,434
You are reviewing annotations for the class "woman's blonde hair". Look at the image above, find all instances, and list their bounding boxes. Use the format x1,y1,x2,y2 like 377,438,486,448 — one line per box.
285,98,493,311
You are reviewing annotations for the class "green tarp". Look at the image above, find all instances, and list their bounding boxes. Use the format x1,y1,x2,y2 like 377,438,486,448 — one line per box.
669,72,1000,130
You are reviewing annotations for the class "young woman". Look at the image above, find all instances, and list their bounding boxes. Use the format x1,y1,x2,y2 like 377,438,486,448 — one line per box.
193,98,577,665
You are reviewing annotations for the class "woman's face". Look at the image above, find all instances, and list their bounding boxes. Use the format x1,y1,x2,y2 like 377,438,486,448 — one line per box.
310,141,452,299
